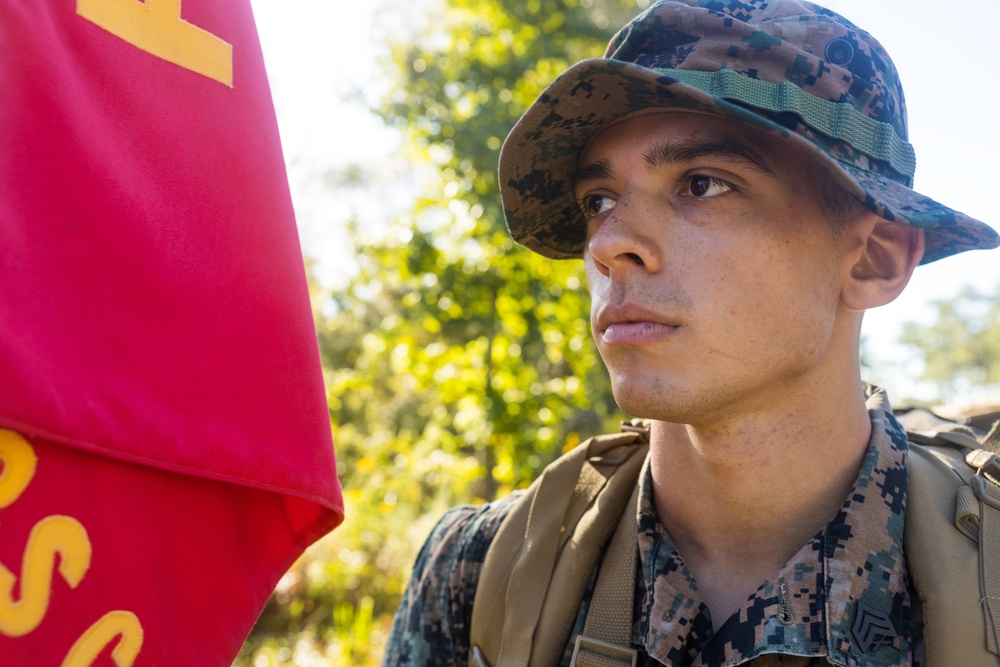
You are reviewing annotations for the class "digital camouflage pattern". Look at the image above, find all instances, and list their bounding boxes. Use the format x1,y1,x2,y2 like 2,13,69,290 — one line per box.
383,386,923,666
499,0,999,264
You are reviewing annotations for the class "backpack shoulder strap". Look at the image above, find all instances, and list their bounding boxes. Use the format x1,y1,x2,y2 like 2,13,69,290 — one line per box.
470,423,649,667
568,481,641,667
901,409,1000,665
470,408,1000,667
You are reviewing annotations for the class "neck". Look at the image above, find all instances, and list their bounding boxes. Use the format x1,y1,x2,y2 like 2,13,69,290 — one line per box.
648,375,872,630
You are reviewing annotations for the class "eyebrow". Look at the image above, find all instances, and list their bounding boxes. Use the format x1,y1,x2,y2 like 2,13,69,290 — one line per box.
574,160,615,185
574,136,776,187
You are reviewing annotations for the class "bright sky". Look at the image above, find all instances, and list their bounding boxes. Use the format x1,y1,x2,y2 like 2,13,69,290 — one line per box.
250,0,1000,403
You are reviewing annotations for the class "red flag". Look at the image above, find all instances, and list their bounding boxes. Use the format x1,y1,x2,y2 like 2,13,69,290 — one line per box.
0,1,344,664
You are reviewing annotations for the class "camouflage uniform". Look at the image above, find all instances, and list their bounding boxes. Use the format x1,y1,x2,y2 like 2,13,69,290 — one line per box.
383,386,923,666
385,1,997,664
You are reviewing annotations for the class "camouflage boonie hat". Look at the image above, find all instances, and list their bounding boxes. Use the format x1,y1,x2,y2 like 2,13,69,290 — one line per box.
499,0,999,264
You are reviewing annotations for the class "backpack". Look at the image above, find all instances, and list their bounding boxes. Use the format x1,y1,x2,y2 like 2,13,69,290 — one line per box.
468,409,1000,667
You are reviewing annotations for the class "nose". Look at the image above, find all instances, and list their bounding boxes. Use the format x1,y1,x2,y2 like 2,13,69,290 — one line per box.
585,197,661,277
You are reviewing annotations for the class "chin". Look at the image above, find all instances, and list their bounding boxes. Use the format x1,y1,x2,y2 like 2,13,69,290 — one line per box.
610,374,685,423
610,371,750,426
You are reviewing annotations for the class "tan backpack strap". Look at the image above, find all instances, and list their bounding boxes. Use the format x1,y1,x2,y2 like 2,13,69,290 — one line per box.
907,442,1000,665
984,421,1000,455
977,483,1000,656
967,450,1000,656
569,484,640,667
470,430,648,667
470,439,592,666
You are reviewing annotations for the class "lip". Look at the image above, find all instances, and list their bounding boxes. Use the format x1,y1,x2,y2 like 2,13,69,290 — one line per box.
596,305,681,345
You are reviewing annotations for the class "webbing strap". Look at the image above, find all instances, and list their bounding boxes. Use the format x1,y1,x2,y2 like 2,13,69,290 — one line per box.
657,68,916,181
497,442,596,666
470,433,648,667
984,421,1000,455
570,485,640,667
528,442,647,665
976,473,1000,655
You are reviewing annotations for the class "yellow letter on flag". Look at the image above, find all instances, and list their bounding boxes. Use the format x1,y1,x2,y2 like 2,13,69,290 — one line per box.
77,0,233,86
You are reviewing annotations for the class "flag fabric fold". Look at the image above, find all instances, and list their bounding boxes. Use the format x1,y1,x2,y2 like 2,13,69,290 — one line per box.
0,1,344,663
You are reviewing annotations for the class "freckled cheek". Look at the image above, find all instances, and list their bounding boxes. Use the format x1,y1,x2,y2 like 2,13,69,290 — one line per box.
702,270,774,338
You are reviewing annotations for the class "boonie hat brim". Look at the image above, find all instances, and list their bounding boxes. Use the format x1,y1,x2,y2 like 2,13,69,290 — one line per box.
499,59,999,265
499,0,1000,264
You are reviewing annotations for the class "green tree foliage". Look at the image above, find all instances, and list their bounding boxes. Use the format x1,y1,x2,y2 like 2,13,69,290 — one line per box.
900,284,1000,400
236,0,646,664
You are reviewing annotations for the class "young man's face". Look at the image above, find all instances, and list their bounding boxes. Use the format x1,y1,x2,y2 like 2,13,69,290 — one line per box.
576,110,858,426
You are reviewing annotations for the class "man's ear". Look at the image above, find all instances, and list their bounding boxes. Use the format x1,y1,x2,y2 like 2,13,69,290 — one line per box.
842,215,924,310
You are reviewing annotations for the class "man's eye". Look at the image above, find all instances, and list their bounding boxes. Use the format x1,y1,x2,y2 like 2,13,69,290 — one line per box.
580,194,616,219
687,175,733,198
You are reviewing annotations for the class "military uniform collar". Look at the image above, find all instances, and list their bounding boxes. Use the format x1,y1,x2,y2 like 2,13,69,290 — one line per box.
634,386,914,666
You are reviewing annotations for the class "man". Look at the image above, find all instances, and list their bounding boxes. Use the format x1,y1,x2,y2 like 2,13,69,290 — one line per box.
383,1,1000,665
